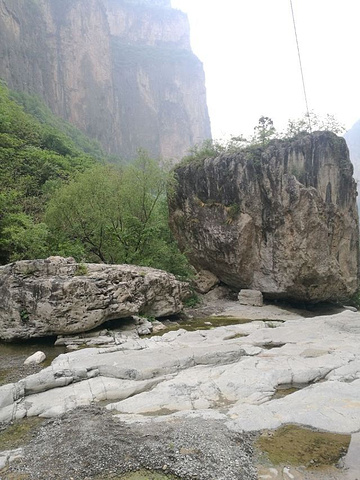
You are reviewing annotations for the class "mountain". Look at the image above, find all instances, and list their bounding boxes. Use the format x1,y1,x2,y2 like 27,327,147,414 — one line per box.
0,0,211,160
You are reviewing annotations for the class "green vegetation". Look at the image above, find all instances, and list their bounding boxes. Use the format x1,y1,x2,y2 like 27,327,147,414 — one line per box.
183,291,200,307
181,112,345,165
0,80,96,264
10,90,105,160
45,151,190,276
0,417,44,450
0,81,191,277
74,263,88,276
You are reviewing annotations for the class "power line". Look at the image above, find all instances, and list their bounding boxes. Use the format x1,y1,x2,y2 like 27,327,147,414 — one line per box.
289,0,312,132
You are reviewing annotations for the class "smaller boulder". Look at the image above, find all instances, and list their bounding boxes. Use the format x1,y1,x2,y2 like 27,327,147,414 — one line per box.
24,351,46,365
136,318,153,336
193,270,220,294
343,306,358,313
238,289,263,307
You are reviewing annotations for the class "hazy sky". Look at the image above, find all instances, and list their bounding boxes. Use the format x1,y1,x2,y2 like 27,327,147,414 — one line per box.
171,0,360,139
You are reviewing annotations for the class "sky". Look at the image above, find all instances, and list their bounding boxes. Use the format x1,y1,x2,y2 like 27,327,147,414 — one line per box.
171,0,360,140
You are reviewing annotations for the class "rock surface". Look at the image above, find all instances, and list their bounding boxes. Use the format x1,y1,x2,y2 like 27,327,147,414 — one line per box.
193,269,220,293
0,257,189,341
238,289,263,306
0,0,211,161
169,132,359,302
23,351,46,365
1,306,360,439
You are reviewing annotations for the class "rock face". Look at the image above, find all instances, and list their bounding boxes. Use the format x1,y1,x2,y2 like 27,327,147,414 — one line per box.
0,0,211,160
0,257,189,341
169,132,359,302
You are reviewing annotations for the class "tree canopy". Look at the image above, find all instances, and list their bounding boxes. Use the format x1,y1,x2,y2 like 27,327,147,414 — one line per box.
0,82,191,277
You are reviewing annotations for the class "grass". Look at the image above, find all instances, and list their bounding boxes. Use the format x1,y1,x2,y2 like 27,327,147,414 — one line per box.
0,417,44,450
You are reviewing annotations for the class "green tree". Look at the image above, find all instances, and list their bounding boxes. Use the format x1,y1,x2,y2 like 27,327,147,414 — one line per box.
285,111,345,137
45,152,191,276
252,116,276,146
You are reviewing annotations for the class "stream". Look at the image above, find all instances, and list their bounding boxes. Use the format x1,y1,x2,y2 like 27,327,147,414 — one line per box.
1,312,359,479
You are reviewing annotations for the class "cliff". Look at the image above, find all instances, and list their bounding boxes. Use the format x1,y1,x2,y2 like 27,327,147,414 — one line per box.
0,0,211,160
169,132,359,302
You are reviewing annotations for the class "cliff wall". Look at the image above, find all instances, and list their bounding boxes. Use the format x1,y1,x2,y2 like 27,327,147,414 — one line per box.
169,132,359,302
0,0,211,159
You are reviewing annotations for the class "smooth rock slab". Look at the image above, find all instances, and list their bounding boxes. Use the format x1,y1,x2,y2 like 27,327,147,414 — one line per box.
1,309,360,438
227,380,360,433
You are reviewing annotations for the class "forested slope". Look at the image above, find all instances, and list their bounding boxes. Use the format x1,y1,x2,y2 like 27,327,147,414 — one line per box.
0,81,189,276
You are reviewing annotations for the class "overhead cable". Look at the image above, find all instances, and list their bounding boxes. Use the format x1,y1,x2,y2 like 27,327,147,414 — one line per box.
289,0,312,132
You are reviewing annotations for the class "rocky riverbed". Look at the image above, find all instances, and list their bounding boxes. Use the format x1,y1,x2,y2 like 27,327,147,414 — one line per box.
1,299,360,479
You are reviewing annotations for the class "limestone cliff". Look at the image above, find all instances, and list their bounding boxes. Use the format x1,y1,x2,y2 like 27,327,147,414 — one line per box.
0,0,211,160
169,132,359,302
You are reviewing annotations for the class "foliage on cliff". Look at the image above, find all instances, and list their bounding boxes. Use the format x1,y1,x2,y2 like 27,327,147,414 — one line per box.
181,113,346,165
0,82,191,277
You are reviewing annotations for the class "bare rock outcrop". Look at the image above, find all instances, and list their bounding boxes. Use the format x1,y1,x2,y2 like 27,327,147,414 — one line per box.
0,257,189,341
169,132,359,302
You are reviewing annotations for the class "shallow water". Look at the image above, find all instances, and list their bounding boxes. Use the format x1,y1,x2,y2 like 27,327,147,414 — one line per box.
272,383,308,399
150,316,265,336
257,425,351,467
0,339,66,385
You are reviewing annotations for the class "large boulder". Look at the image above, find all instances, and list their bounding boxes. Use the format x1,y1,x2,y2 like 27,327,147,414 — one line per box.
0,257,189,341
169,132,359,302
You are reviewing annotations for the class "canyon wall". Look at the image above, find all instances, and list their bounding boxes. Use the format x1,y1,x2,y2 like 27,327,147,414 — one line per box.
0,0,211,160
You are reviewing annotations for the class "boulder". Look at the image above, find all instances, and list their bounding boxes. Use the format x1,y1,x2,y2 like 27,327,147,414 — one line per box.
24,351,46,365
193,269,220,294
238,289,263,307
169,132,359,302
0,257,189,341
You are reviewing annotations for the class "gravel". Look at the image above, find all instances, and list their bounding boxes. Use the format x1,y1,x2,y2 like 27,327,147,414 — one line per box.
5,406,257,480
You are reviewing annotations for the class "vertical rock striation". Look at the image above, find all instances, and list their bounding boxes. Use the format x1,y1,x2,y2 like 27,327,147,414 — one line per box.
0,0,211,160
169,132,359,302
